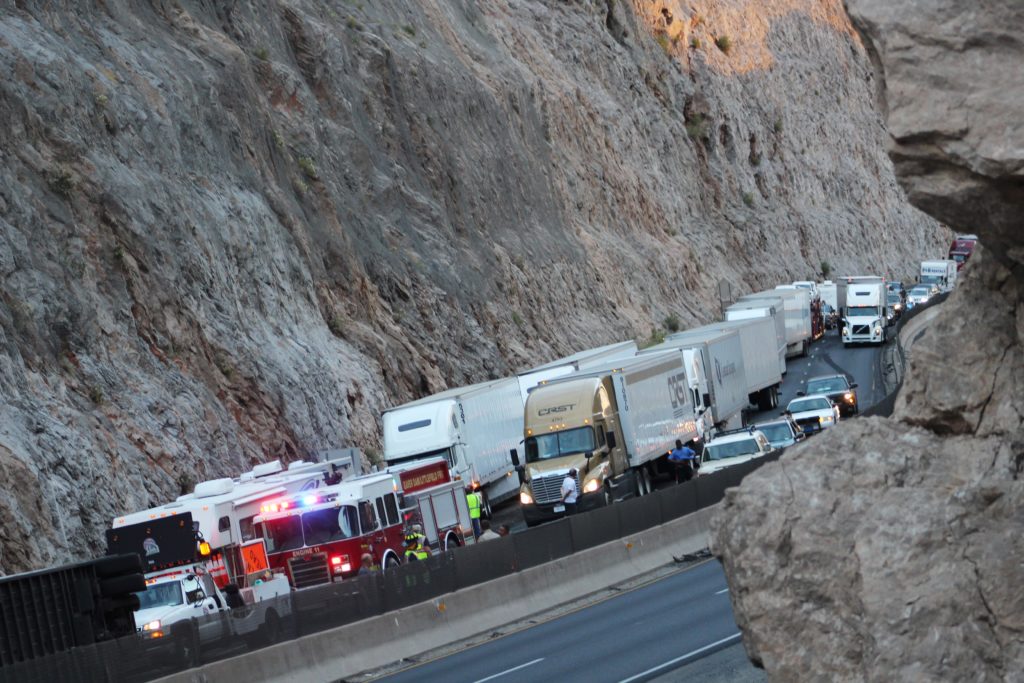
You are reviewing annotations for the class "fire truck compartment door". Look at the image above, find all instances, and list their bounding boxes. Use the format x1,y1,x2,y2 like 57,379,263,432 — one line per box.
430,491,458,537
419,500,438,545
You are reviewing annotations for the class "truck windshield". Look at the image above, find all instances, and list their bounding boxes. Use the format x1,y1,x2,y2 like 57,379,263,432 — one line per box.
705,439,759,460
261,516,304,553
846,305,879,317
525,427,595,463
806,377,848,394
757,423,793,443
301,506,360,544
920,275,942,284
135,581,184,610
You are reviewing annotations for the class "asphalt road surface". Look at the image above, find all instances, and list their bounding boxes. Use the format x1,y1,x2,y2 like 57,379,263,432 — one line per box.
376,560,756,683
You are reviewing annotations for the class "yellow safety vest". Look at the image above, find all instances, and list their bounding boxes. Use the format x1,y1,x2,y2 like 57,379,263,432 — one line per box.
405,546,429,562
467,491,482,519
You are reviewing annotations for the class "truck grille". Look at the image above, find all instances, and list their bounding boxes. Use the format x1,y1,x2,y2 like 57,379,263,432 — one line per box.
852,324,870,335
530,473,579,505
288,553,331,589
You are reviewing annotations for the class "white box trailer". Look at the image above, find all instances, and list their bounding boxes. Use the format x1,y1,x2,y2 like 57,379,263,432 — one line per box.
689,318,783,411
382,377,523,510
643,328,748,432
724,301,787,375
920,259,957,293
515,340,637,403
738,288,812,358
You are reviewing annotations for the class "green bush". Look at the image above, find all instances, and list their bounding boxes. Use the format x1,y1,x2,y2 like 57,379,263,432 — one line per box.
685,113,709,140
742,192,755,207
715,35,732,54
664,314,681,333
821,260,832,278
298,156,318,179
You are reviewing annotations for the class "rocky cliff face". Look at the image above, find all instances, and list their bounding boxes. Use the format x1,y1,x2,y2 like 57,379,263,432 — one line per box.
712,1,1024,679
0,0,943,573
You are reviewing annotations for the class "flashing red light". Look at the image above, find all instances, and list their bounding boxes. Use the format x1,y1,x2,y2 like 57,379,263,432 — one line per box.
331,556,342,565
281,501,290,510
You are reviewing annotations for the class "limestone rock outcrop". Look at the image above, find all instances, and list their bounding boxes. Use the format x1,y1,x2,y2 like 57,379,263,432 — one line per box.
0,0,944,572
712,1,1024,679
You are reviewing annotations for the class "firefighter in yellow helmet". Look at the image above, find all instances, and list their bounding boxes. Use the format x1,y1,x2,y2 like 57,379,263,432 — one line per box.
403,530,429,562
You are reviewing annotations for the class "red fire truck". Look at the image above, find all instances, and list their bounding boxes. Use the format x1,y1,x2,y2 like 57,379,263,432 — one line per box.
254,473,407,589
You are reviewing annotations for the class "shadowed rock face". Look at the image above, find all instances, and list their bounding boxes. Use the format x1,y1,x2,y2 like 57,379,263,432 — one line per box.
0,0,944,572
712,1,1024,679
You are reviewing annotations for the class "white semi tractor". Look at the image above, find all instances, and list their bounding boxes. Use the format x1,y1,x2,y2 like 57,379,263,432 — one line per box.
920,259,957,293
841,276,888,346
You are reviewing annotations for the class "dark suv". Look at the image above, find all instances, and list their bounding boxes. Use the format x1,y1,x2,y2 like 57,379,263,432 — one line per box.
799,373,859,416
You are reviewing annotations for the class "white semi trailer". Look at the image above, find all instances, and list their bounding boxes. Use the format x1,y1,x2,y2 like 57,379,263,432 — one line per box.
642,327,748,433
382,378,524,512
738,288,812,358
689,318,783,411
724,301,787,375
515,341,637,403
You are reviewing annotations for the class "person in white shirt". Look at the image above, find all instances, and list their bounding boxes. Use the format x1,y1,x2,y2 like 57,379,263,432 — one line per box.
478,520,502,541
560,467,579,515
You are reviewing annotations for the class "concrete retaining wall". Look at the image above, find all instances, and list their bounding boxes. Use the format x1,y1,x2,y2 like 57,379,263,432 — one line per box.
158,507,716,683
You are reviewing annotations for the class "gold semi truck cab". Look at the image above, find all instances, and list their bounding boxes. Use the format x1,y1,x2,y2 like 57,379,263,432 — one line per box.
518,376,627,526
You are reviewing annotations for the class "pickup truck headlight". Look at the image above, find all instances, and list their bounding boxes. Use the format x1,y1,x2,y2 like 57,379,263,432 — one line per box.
519,490,533,505
843,392,854,401
142,619,161,631
818,415,834,425
583,478,601,493
874,325,882,336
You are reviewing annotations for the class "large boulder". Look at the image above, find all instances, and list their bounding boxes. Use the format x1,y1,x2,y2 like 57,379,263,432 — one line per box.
711,1,1024,679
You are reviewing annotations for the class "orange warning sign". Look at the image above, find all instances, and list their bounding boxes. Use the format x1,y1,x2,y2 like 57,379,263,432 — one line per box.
240,539,269,575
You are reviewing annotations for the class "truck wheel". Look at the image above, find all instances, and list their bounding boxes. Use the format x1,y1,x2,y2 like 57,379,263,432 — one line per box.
382,553,401,571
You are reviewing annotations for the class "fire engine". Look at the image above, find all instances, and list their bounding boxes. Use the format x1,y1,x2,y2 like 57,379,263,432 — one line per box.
107,457,351,589
386,458,476,552
254,473,407,588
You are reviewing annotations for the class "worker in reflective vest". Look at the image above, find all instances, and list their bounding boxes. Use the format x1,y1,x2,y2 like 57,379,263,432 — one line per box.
466,490,483,539
403,531,429,562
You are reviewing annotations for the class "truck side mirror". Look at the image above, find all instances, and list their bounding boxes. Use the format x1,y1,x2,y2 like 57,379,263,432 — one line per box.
606,432,617,450
702,393,712,409
850,383,858,388
509,448,520,468
796,390,805,396
510,448,525,485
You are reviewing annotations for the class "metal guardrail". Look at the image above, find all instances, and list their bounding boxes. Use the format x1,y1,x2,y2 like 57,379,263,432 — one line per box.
4,454,782,683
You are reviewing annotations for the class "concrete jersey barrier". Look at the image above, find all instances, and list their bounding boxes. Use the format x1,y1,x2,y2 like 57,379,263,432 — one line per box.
156,507,717,683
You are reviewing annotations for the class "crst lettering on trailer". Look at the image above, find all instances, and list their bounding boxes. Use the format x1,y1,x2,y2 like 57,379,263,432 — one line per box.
538,403,575,416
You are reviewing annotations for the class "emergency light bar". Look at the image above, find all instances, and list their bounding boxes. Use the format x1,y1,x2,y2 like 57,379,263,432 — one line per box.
259,492,339,514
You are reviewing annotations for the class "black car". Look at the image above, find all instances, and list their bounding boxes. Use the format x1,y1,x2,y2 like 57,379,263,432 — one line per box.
799,373,858,416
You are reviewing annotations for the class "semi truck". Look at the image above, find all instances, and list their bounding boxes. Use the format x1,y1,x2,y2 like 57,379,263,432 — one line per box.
920,259,957,293
841,276,887,346
382,342,639,514
737,288,812,358
786,283,826,340
642,328,748,433
382,378,524,513
513,352,700,526
689,318,784,411
948,234,978,271
724,301,787,375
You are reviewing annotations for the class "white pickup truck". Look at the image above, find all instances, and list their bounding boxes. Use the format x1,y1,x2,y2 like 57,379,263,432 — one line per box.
136,570,290,663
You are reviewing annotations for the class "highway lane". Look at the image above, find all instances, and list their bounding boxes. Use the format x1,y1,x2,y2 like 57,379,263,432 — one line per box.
375,560,742,683
748,325,890,423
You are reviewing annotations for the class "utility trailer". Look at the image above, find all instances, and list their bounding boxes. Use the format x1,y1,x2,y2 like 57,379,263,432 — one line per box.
516,340,638,403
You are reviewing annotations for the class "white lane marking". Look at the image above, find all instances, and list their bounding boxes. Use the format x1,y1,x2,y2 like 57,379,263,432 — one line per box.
715,587,729,595
618,633,743,683
473,658,544,683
